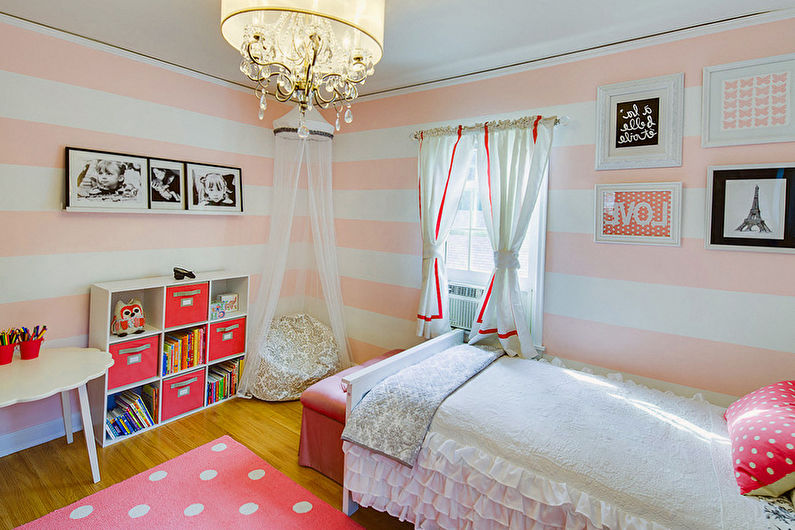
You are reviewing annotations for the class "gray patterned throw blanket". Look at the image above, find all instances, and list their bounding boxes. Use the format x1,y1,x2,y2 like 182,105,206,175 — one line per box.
763,495,795,529
341,344,502,467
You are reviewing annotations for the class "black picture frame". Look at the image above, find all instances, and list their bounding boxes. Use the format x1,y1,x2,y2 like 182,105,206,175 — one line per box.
64,147,244,215
706,163,795,253
65,147,149,211
186,162,244,213
148,158,186,211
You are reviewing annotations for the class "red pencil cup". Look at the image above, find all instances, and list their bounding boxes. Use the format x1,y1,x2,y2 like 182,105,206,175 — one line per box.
19,339,43,360
0,344,13,365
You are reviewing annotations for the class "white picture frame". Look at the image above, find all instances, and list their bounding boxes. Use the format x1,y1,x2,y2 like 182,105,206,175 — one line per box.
705,163,795,254
186,163,243,213
702,53,795,147
66,148,149,210
148,159,185,211
594,182,682,246
595,73,684,170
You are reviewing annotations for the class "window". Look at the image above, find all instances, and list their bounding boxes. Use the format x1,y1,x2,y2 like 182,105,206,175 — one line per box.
446,169,547,287
445,166,549,348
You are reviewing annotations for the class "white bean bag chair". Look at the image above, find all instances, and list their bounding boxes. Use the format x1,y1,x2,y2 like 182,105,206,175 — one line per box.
250,313,341,402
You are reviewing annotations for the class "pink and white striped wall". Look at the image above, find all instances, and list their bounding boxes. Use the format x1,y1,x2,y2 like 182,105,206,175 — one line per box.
0,15,421,451
326,15,795,398
0,17,284,451
2,13,795,452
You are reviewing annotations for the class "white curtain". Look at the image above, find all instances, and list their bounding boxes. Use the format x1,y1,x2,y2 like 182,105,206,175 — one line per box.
416,127,475,338
468,117,554,356
238,128,351,397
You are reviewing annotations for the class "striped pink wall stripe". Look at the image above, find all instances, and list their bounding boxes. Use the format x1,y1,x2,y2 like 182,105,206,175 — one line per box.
324,18,795,133
548,138,795,190
348,337,391,364
335,219,421,255
543,313,795,397
546,232,795,297
340,276,419,321
0,214,420,259
330,138,795,192
0,294,89,341
332,158,417,190
0,21,289,127
0,118,274,186
279,269,419,322
0,212,269,257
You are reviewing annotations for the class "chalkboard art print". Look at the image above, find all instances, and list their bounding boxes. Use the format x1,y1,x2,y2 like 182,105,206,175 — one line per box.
706,163,795,253
66,148,149,210
596,73,684,170
615,97,659,148
149,159,185,210
186,163,243,213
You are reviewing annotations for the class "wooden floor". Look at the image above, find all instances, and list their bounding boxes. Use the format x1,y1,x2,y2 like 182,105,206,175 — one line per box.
0,398,411,529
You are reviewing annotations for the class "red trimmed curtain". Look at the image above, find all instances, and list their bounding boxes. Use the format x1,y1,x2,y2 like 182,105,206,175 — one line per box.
468,118,554,356
416,128,475,338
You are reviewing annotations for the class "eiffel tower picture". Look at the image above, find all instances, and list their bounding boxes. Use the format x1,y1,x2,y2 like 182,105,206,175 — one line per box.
735,185,772,233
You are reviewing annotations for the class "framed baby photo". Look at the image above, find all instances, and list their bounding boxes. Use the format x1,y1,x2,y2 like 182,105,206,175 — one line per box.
595,73,684,170
148,158,185,211
65,148,149,211
594,182,682,246
702,53,795,147
186,163,243,213
706,163,795,253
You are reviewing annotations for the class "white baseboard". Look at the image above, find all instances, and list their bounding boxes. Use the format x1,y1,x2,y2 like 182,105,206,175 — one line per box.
0,411,84,458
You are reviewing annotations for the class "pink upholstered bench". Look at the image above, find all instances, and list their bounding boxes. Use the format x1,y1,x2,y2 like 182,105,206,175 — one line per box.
298,349,402,483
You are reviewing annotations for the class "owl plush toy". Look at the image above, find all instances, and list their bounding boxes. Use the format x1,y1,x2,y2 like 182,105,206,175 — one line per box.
111,299,146,337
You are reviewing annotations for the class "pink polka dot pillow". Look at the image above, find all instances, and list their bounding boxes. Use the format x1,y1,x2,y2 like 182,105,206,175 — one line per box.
725,381,795,496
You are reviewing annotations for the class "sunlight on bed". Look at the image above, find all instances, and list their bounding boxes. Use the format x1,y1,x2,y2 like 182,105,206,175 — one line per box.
608,393,730,444
565,369,618,389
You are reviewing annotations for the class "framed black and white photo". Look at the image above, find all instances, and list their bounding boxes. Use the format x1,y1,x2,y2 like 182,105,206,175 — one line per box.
148,159,185,210
595,73,684,170
702,53,795,147
66,148,148,210
186,163,243,213
706,163,795,253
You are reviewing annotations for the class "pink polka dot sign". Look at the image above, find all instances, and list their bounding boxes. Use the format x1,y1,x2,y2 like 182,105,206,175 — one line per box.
595,182,682,246
724,381,795,496
21,435,363,530
602,190,672,237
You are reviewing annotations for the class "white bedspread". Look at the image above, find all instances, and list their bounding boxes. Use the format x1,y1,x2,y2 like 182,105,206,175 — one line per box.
345,357,773,529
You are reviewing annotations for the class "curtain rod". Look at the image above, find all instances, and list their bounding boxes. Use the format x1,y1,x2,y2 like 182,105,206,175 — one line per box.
410,115,569,140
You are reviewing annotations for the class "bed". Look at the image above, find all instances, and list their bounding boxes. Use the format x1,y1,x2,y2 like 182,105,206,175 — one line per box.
340,330,795,529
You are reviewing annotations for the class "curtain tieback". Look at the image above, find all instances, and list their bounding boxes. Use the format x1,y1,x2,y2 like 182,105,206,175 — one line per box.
494,250,520,270
422,242,445,261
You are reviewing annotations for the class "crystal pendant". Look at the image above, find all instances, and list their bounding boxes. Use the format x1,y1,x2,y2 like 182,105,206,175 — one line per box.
335,112,341,131
259,93,267,111
258,108,264,120
344,107,353,124
297,124,310,139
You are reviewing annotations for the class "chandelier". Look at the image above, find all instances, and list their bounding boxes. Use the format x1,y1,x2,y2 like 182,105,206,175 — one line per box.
221,0,385,137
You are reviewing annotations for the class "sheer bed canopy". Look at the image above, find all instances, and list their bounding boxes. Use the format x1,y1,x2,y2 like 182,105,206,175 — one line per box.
239,108,352,401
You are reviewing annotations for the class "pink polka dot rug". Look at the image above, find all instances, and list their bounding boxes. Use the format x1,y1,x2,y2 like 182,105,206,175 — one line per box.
21,435,362,529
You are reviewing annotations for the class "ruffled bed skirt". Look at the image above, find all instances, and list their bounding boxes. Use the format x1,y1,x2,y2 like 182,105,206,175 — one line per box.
344,433,664,530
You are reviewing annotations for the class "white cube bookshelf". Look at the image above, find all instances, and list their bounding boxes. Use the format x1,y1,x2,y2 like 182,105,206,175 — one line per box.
87,271,249,446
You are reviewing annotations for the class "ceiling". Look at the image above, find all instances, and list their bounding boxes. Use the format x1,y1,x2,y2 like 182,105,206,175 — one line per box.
0,1,793,97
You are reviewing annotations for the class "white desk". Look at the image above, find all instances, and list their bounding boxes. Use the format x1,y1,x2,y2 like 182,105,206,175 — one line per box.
0,347,113,483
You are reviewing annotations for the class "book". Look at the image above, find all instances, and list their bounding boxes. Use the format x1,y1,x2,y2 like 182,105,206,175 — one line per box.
141,383,159,424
